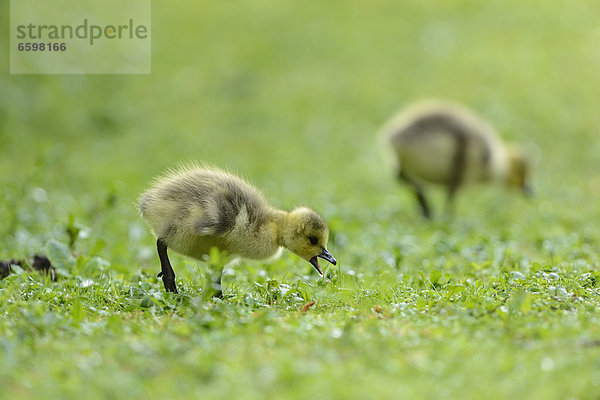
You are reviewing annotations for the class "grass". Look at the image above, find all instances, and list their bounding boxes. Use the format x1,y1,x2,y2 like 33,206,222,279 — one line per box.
2,0,600,398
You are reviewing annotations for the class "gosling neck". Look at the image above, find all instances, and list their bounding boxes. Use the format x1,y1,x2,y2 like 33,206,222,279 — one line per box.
267,208,288,247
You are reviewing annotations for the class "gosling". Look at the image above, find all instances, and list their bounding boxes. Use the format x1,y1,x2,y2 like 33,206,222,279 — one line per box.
138,164,337,294
381,100,530,218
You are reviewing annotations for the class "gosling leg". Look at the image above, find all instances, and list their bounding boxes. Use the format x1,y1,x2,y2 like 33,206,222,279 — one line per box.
156,238,178,294
212,270,223,299
445,132,467,216
399,170,431,218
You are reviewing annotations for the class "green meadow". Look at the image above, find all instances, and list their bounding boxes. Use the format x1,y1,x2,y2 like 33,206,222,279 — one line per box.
2,0,600,398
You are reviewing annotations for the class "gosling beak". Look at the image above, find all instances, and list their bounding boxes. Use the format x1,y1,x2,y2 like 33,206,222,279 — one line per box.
309,248,337,276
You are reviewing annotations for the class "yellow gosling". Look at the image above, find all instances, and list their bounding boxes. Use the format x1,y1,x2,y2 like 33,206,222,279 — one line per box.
138,164,336,294
381,100,530,218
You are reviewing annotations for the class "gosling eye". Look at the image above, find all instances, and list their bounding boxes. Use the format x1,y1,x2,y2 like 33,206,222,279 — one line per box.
308,236,318,245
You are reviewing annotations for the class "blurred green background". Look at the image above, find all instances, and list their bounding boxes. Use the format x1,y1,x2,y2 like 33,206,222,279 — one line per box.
2,0,600,242
2,0,600,399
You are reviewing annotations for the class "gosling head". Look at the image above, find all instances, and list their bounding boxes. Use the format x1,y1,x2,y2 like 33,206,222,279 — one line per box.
281,207,337,275
505,144,532,196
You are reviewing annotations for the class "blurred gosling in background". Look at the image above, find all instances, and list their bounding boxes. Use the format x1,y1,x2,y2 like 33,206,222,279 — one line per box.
381,100,531,218
138,164,337,295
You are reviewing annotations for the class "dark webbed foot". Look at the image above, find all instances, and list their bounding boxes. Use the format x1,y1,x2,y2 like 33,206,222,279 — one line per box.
157,271,178,294
156,238,179,294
